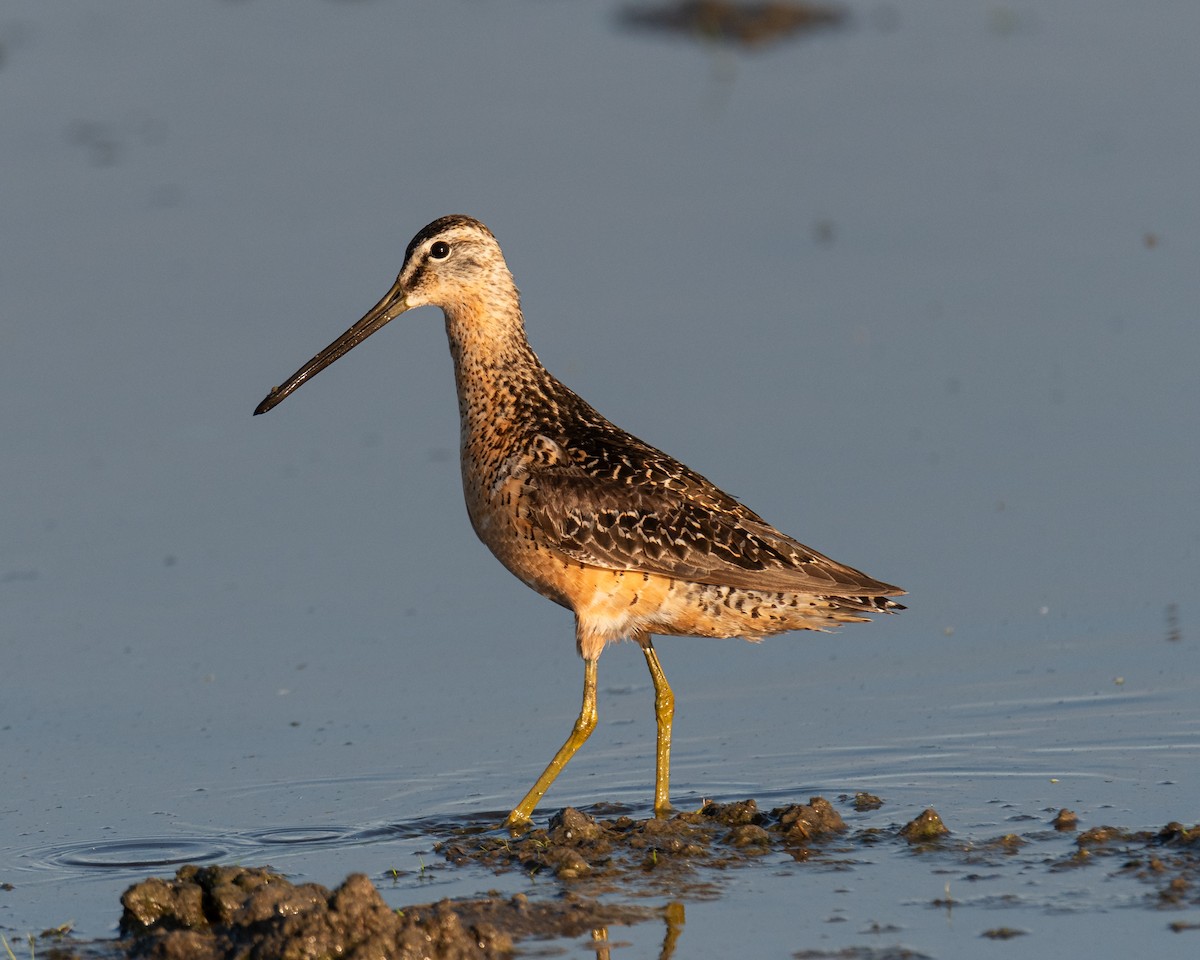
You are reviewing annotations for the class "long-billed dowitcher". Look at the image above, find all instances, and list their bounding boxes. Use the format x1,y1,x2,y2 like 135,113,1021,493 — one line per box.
255,215,904,828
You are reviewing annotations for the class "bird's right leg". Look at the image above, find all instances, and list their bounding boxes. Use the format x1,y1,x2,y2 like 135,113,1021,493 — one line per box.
637,633,675,817
505,657,598,829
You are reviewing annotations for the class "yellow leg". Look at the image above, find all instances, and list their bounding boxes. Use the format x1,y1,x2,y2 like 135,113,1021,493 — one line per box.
506,658,598,828
642,640,675,817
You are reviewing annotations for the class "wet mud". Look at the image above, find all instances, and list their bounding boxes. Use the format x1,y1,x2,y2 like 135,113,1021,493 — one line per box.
114,865,661,960
14,798,1200,958
439,797,847,896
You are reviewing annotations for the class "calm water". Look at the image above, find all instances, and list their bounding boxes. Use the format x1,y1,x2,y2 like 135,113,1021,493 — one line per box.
3,1,1198,955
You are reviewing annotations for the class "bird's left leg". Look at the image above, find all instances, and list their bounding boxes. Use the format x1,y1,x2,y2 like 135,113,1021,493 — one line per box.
505,656,598,829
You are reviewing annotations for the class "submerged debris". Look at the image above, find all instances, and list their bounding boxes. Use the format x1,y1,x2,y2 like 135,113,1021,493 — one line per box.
982,926,1027,940
620,1,846,48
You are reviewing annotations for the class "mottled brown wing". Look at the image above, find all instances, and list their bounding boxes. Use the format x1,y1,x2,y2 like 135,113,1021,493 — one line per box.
523,462,904,597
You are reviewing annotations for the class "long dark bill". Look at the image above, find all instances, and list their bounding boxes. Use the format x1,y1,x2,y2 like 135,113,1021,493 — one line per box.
253,279,409,416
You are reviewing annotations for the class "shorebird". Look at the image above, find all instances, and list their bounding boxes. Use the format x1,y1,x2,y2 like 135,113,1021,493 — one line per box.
255,215,904,828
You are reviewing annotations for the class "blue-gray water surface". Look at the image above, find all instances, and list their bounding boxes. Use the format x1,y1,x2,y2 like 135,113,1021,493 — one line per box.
2,2,1198,956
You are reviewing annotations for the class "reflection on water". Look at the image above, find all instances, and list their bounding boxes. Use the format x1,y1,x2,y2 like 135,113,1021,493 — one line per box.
591,903,685,960
620,1,845,48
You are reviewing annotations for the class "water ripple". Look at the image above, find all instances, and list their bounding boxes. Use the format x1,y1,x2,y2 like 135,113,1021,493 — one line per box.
35,836,233,870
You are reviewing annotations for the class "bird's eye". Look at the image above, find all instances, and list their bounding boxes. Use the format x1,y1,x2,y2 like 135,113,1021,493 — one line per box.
429,241,451,260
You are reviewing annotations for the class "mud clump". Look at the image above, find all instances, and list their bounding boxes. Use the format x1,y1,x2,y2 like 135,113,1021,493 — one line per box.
848,791,884,811
440,797,848,889
1067,821,1200,906
982,833,1027,854
900,808,949,844
113,864,663,959
1076,825,1131,847
776,797,846,843
119,866,511,959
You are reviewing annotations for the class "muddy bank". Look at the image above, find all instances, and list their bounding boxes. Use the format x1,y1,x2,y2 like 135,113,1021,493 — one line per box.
116,865,661,960
15,798,1200,958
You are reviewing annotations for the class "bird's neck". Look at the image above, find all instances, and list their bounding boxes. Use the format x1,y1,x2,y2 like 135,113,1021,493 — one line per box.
443,297,551,438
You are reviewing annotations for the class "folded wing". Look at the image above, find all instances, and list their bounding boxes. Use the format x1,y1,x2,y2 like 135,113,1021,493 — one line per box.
519,435,904,598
